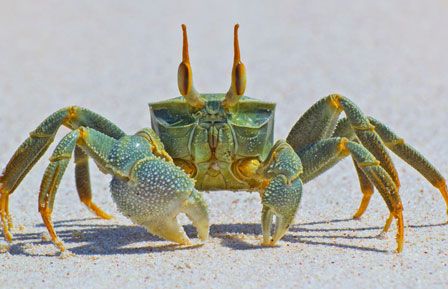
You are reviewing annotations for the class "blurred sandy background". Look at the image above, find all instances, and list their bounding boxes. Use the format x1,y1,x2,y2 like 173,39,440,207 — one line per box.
0,1,447,288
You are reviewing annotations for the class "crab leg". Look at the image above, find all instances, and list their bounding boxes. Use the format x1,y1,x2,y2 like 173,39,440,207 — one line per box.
334,116,448,221
39,127,118,251
332,117,376,218
0,107,124,241
74,147,112,219
287,94,400,185
299,137,404,252
368,117,448,215
37,127,208,251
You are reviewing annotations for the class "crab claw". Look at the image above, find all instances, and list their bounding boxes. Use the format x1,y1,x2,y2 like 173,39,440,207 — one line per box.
111,157,209,245
142,189,209,245
261,176,302,246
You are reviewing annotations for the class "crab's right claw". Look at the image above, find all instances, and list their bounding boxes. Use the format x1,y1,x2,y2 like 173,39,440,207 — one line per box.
141,189,209,245
113,156,209,246
261,176,303,246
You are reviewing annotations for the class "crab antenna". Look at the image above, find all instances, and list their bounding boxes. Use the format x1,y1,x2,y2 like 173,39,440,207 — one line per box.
178,24,204,108
223,24,247,108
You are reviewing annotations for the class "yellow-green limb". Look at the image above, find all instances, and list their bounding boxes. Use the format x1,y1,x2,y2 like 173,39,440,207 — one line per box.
38,127,118,251
0,106,124,243
298,137,404,252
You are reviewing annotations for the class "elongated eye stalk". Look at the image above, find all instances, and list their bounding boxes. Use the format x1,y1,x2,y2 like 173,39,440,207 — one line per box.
222,24,247,108
178,24,204,108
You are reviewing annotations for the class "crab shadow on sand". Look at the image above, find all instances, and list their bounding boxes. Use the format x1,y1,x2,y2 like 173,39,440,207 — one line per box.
7,217,447,256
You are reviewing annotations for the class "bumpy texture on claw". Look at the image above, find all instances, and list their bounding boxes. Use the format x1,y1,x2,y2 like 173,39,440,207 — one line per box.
110,137,210,245
259,140,303,246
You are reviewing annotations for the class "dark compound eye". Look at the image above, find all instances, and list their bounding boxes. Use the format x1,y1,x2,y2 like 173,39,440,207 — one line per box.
177,62,191,96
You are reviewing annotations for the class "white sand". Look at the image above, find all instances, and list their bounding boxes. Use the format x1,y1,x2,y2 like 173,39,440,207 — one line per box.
0,1,447,288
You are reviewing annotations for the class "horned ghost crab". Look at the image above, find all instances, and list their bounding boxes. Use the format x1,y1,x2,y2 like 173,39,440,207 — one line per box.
1,24,447,253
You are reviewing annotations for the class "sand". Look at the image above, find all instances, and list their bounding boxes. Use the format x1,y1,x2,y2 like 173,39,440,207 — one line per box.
0,1,447,288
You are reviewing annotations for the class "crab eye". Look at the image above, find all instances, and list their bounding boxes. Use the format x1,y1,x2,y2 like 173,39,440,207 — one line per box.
178,62,192,96
177,24,204,109
234,62,246,96
223,24,247,108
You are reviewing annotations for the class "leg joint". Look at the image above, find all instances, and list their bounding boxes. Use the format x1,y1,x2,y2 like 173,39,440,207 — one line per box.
384,138,405,147
49,154,72,162
29,131,54,138
38,204,51,215
328,94,343,111
392,201,403,216
337,137,350,156
76,127,89,145
357,160,381,168
351,123,376,131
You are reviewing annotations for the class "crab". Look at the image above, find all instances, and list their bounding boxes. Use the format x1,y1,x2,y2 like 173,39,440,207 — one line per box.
1,24,447,254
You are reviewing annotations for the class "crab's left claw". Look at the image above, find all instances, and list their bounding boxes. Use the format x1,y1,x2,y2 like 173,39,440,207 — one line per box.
258,141,303,246
261,176,303,246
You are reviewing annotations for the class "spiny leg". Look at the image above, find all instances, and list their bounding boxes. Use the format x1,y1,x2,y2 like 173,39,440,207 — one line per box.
287,94,400,188
332,120,378,219
368,117,448,218
287,95,403,230
74,147,112,220
1,109,70,239
299,137,404,252
334,116,448,222
0,106,124,241
39,127,118,251
352,159,375,219
333,117,375,219
0,193,12,241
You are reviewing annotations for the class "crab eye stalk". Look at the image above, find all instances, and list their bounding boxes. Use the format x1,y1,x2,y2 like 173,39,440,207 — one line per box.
222,24,247,108
178,24,204,108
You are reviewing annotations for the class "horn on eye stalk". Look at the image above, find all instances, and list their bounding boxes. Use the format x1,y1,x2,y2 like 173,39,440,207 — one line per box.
222,24,246,108
178,24,204,108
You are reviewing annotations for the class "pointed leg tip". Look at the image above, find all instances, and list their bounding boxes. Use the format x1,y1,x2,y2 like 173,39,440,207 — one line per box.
58,249,75,259
94,208,113,220
352,207,366,220
4,231,13,242
261,241,274,247
7,217,14,230
179,239,193,246
261,238,280,247
0,241,10,253
98,213,113,220
198,232,209,242
87,202,113,220
53,239,66,252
